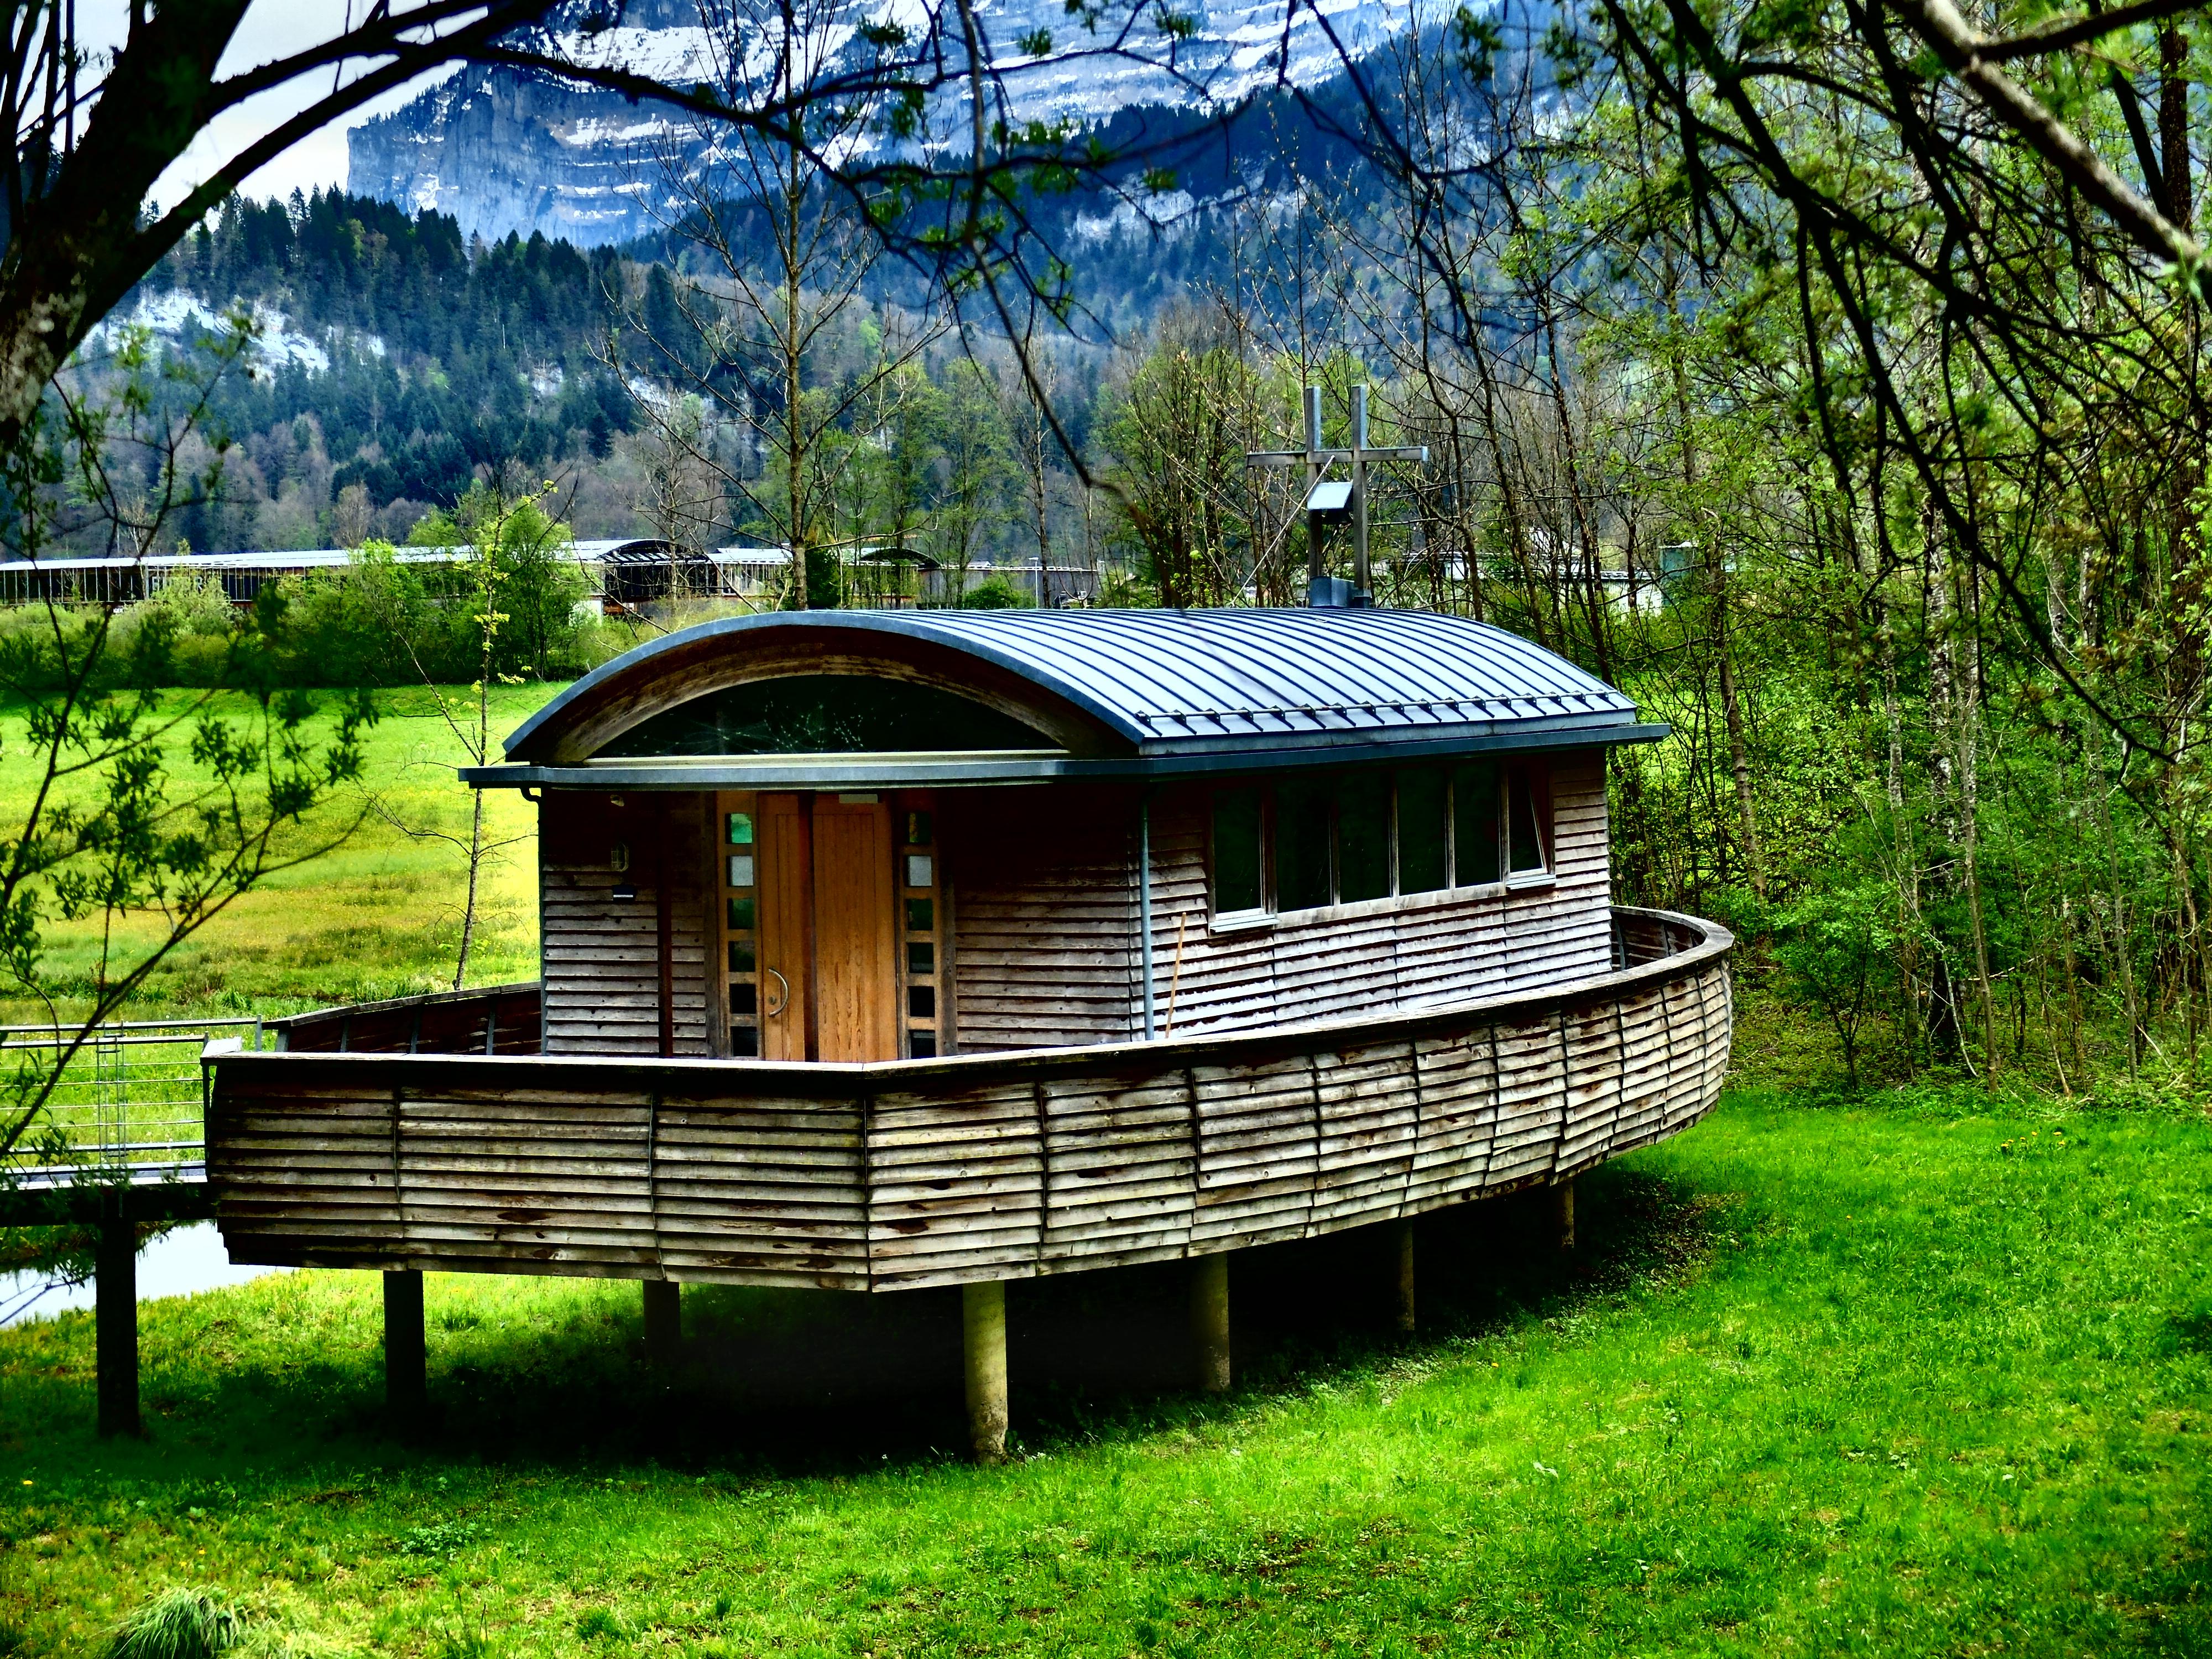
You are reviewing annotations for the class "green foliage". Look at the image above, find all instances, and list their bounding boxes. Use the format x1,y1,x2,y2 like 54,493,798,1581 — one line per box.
1098,330,1264,608
799,547,843,612
141,190,636,548
1094,567,1159,608
1773,880,1899,1087
398,1522,483,1558
957,575,1029,609
0,325,384,1181
0,684,544,1026
573,1609,628,1643
212,482,596,688
105,1588,242,1659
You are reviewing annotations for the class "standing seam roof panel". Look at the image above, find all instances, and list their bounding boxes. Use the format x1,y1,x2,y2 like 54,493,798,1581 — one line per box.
938,611,1603,734
499,607,1643,760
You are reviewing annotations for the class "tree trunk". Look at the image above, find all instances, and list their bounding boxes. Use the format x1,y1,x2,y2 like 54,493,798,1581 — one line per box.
1719,645,1765,901
0,0,254,443
2161,27,2193,227
454,784,484,993
1923,506,1968,1062
1879,586,1925,1056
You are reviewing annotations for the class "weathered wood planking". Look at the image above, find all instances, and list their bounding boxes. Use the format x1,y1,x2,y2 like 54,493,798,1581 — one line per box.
941,752,1615,1052
943,784,1142,1052
540,792,712,1057
272,983,543,1055
535,757,1614,1060
207,907,1731,1291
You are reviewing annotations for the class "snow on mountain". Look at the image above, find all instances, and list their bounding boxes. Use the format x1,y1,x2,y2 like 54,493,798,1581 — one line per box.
82,291,384,377
347,0,1414,246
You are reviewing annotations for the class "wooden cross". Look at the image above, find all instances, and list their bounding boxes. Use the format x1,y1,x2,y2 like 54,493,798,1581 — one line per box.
1247,384,1428,603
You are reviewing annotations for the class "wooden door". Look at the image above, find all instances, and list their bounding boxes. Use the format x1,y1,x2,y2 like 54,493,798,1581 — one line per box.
755,793,812,1061
811,796,900,1061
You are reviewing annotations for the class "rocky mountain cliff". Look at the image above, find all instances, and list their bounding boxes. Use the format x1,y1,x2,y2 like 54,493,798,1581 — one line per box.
347,0,1415,246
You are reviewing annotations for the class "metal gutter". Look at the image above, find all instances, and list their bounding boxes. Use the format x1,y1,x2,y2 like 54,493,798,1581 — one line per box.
460,721,1672,790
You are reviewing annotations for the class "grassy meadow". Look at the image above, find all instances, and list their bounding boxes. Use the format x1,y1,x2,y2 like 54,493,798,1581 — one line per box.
0,684,555,1022
5,1088,2211,1656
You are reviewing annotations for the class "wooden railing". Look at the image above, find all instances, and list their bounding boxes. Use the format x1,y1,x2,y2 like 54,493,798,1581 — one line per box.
204,907,1731,1293
270,982,543,1056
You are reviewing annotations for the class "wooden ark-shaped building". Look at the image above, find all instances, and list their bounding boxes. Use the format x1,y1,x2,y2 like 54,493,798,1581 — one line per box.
205,607,1734,1457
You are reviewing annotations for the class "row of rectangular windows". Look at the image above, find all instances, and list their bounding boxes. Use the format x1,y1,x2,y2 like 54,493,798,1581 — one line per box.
1211,761,1548,918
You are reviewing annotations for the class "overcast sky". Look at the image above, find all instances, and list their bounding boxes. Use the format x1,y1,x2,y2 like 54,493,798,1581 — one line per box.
83,0,465,209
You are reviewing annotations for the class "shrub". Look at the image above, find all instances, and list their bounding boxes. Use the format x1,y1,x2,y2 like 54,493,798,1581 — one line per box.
106,1588,243,1659
1093,567,1157,608
959,575,1029,609
574,1608,628,1642
1775,879,1900,1090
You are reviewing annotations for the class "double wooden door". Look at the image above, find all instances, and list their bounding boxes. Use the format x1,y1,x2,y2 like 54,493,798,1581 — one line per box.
722,791,941,1062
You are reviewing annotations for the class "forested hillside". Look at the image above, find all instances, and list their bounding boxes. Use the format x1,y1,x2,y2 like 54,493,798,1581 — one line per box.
105,70,1396,558
133,192,638,550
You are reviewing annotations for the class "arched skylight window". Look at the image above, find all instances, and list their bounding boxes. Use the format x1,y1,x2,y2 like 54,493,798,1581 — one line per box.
593,675,1060,757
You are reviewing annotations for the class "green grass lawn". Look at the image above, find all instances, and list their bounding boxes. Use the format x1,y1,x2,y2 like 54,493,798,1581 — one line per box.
0,684,556,1022
6,1087,2208,1656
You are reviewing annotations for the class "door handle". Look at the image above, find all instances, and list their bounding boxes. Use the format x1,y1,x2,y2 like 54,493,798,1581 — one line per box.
764,967,790,1018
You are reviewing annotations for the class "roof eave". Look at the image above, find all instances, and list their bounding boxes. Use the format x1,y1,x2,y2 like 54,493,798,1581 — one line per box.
461,721,1672,791
1128,708,1642,757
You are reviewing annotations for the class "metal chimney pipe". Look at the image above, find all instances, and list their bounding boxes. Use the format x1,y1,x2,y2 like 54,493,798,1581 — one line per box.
1352,383,1371,599
1304,384,1326,586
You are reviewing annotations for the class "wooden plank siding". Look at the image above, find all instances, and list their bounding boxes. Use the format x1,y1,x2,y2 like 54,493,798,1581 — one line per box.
540,792,713,1058
272,983,544,1056
941,784,1142,1053
940,750,1614,1053
207,907,1731,1292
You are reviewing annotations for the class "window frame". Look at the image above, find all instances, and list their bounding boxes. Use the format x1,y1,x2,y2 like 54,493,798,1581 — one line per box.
1207,783,1272,927
1206,756,1556,927
1500,763,1553,888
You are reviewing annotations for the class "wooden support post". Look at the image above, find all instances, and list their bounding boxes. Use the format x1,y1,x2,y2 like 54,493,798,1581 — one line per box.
383,1270,426,1425
1191,1252,1231,1394
962,1281,1009,1464
1392,1219,1416,1338
643,1280,682,1368
95,1194,139,1439
1553,1179,1577,1253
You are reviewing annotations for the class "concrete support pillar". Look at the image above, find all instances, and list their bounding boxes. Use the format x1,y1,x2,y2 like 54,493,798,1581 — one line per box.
1190,1252,1231,1394
1553,1179,1577,1253
95,1197,139,1439
1392,1219,1416,1338
643,1280,682,1367
962,1280,1009,1464
383,1269,427,1425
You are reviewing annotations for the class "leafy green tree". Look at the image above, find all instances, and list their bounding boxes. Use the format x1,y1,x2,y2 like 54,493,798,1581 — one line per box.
1776,883,1902,1091
361,478,568,989
1098,320,1273,609
932,362,1014,603
419,482,588,677
0,326,374,1185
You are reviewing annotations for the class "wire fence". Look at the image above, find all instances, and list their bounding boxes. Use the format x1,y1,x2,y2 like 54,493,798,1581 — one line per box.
3,1016,265,1184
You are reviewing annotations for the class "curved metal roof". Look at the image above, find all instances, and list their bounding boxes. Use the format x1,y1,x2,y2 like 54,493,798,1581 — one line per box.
472,608,1661,788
